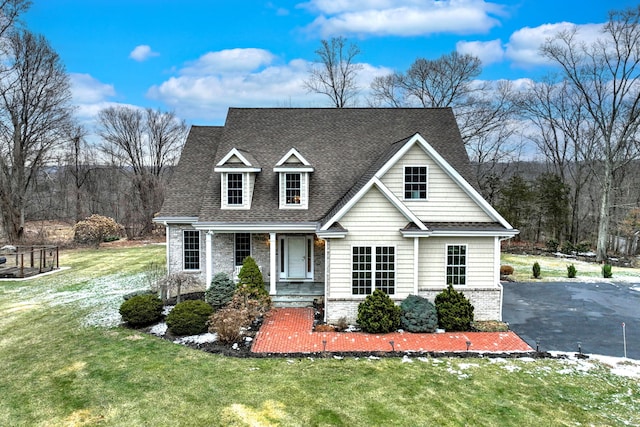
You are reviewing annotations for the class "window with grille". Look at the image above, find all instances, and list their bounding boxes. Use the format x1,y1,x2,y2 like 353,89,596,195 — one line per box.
285,173,301,205
235,233,251,266
227,173,243,205
183,230,200,270
446,244,467,285
404,166,427,199
352,246,395,295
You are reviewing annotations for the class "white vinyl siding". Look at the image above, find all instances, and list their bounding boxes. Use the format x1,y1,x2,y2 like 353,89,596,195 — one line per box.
328,186,413,298
418,237,496,289
380,144,491,221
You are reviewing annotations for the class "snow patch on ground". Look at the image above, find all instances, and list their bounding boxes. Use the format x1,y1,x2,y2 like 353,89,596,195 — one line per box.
174,333,218,345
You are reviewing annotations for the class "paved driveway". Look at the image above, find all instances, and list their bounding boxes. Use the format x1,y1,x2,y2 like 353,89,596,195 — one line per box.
502,281,640,359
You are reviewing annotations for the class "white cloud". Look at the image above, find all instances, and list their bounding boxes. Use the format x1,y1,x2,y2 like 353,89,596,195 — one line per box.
456,39,504,65
69,73,115,104
129,45,160,62
147,48,391,123
506,22,604,68
301,0,505,37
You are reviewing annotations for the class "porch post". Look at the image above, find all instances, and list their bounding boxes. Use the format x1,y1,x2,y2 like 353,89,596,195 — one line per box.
205,231,213,289
413,237,419,295
269,232,277,295
165,224,170,274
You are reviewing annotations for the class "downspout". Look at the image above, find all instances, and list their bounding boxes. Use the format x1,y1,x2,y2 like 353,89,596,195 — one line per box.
165,224,170,275
205,231,213,288
413,237,419,295
269,232,277,295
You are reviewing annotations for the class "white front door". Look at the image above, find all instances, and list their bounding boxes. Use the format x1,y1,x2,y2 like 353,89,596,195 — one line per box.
287,236,307,278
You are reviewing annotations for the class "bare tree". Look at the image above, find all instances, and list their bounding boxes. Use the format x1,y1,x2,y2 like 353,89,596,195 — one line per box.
0,30,72,242
0,0,29,41
97,106,188,236
64,125,95,222
304,36,363,107
541,7,640,261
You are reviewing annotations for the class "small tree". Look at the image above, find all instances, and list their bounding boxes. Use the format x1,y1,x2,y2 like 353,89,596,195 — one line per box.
532,262,541,279
205,272,236,309
357,289,401,333
237,256,269,300
434,284,474,332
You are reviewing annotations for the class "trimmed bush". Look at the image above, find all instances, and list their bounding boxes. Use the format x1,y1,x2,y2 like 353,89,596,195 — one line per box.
357,290,401,333
602,263,613,278
237,256,270,301
73,214,125,246
400,294,437,333
545,238,559,252
205,272,236,309
500,265,514,276
532,262,541,279
434,284,474,332
119,294,163,327
567,264,577,278
166,300,214,336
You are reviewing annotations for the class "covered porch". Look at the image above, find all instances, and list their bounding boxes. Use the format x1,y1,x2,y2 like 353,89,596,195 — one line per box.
268,281,324,308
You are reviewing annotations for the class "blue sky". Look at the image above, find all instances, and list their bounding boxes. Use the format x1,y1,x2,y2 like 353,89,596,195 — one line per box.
23,0,639,129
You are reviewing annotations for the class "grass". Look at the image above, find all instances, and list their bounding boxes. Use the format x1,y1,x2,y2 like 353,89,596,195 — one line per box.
0,245,639,426
501,252,639,282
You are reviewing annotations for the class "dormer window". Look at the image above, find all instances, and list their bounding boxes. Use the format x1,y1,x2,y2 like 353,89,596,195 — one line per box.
214,147,261,210
227,173,243,205
404,166,428,200
274,148,314,210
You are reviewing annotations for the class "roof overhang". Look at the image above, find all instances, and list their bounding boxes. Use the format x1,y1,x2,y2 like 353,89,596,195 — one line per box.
193,222,319,233
214,167,262,173
153,216,198,225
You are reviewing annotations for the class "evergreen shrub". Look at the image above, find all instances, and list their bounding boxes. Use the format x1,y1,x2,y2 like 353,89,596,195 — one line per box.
356,289,401,333
602,263,613,278
119,294,163,327
434,284,474,332
567,264,577,278
545,238,559,252
399,294,437,333
166,300,214,336
205,272,236,309
532,262,541,279
237,256,271,302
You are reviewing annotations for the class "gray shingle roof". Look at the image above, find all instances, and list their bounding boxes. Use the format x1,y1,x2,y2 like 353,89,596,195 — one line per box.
160,108,477,224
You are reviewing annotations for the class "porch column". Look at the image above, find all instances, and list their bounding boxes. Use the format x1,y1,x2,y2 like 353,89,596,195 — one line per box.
269,232,277,295
413,237,419,295
205,231,213,288
165,224,170,274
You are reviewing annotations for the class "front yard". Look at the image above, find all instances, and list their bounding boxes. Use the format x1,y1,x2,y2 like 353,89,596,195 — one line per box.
0,245,638,426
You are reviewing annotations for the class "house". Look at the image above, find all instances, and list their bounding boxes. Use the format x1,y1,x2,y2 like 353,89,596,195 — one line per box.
154,108,518,323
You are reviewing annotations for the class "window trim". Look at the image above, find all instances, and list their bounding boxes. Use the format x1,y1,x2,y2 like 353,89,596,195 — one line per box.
234,233,251,267
183,230,200,271
403,165,428,200
284,173,302,205
446,244,467,285
351,245,396,296
279,171,309,209
226,172,244,206
278,235,314,281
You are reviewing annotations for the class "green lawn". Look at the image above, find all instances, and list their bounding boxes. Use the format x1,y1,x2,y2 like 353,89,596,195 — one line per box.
0,245,638,426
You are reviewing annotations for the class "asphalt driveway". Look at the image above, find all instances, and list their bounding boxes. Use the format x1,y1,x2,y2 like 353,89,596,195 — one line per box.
502,281,640,359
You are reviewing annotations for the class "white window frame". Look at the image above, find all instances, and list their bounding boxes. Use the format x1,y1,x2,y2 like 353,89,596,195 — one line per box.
351,245,396,295
226,172,244,206
446,244,467,285
183,230,200,271
403,165,428,200
278,235,314,280
234,233,252,267
279,172,309,209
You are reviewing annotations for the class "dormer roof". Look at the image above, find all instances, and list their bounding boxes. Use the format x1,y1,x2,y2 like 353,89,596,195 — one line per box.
214,147,261,172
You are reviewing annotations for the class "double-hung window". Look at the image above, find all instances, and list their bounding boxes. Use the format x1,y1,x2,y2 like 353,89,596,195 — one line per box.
446,244,467,285
227,173,243,205
285,173,301,205
183,230,200,270
234,233,251,266
404,166,427,200
352,246,395,295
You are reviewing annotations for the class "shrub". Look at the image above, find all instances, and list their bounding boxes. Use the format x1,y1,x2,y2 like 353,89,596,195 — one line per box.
119,294,163,327
602,263,613,278
237,256,270,301
561,240,575,255
315,324,335,332
500,265,514,276
73,214,125,246
208,293,265,343
205,272,236,309
434,284,474,332
123,289,156,300
166,300,214,336
335,316,348,332
545,238,559,252
356,290,401,333
532,262,541,279
575,241,592,253
400,294,438,333
567,264,577,278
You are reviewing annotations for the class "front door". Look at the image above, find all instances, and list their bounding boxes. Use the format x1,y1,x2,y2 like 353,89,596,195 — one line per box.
287,236,307,278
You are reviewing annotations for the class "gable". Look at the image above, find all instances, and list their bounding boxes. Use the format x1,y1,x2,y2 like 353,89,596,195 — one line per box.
339,186,410,237
380,143,492,222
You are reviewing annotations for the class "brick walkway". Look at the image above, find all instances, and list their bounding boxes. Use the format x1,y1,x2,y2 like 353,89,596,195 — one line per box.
251,307,533,354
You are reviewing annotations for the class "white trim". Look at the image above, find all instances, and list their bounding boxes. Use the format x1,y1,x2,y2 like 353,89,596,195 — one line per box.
279,171,309,210
269,232,277,295
494,236,501,284
273,166,314,173
278,235,314,281
445,243,468,286
351,244,397,296
217,147,254,167
205,231,213,288
275,147,312,167
413,237,419,295
321,177,427,231
401,229,518,238
403,164,429,201
194,222,318,232
165,225,170,275
214,167,261,173
153,216,198,224
182,229,201,271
